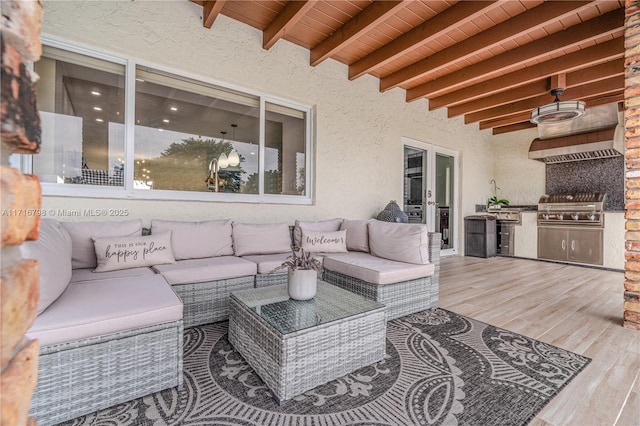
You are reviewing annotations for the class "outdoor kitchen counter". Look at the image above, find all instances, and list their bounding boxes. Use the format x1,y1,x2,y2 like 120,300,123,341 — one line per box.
514,211,624,270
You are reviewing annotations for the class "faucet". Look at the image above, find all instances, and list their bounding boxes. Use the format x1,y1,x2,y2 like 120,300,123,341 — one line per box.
489,179,500,197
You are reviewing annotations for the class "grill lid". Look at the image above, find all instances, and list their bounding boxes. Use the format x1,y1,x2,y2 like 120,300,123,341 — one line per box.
538,193,606,204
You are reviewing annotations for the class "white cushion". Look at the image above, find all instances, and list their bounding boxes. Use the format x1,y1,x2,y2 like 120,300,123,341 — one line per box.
340,219,371,252
20,219,72,314
153,256,257,285
300,230,347,253
26,275,182,346
294,218,343,248
151,219,233,260
368,220,430,265
241,253,292,274
62,220,143,269
232,222,291,256
70,266,155,283
324,252,435,285
93,232,175,272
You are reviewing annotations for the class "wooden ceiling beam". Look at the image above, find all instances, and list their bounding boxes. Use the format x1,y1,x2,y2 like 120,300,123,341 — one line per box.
448,59,624,117
310,0,406,67
428,37,623,110
465,75,623,124
201,0,226,29
406,9,623,102
380,1,592,92
347,1,498,80
478,92,624,130
492,122,537,135
263,0,318,50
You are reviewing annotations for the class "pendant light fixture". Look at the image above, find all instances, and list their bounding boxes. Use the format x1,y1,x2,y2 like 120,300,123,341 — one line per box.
227,124,240,167
530,88,585,125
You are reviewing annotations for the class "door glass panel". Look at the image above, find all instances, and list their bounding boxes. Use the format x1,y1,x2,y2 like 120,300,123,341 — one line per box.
403,147,425,224
436,153,454,249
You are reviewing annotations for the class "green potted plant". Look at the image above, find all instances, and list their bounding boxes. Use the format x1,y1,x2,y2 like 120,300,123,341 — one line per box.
272,248,322,300
487,196,510,209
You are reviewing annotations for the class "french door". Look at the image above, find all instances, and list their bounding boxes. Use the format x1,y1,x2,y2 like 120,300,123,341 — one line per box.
402,137,458,256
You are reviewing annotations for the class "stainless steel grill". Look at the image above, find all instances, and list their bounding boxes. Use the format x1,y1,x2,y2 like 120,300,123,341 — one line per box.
537,193,605,227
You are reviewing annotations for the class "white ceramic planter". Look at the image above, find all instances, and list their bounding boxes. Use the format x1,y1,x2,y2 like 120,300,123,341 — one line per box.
287,269,317,300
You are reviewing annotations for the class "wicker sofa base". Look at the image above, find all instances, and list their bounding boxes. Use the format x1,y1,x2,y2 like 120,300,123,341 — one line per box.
173,276,255,327
255,272,288,288
30,320,183,426
323,270,439,320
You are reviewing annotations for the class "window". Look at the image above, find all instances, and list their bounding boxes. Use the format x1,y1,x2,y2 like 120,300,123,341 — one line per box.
27,40,312,203
33,46,126,186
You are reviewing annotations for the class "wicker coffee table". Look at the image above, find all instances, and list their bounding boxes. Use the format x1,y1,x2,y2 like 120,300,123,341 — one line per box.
228,281,386,403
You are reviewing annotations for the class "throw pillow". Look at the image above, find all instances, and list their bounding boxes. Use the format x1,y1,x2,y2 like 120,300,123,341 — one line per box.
151,219,233,260
93,232,175,272
301,230,347,253
294,218,343,248
232,222,292,256
20,219,73,314
62,220,143,269
368,220,429,265
340,219,371,252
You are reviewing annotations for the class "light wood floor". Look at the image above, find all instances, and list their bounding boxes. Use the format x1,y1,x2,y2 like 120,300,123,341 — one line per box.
439,255,640,426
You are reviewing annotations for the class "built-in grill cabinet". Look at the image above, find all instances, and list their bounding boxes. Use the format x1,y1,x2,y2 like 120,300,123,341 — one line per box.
537,193,605,265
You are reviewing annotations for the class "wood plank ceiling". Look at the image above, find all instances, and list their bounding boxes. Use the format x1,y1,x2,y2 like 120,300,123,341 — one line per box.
192,0,625,135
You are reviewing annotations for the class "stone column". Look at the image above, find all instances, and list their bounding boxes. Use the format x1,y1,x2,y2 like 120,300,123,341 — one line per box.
0,1,44,424
625,0,640,331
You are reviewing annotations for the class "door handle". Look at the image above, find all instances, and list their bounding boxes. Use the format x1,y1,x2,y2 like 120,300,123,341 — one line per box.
561,240,566,250
571,240,575,251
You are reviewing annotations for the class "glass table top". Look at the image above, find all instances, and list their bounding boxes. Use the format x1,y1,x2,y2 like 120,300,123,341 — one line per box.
231,281,385,335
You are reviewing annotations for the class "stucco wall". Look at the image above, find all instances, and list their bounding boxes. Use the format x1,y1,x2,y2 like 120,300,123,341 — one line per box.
39,0,493,249
489,127,545,205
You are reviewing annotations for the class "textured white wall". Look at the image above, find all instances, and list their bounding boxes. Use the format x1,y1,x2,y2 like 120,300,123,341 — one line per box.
39,0,494,246
489,127,545,206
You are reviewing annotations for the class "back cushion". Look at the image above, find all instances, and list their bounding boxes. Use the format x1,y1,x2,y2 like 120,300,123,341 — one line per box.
294,218,343,248
62,220,143,269
151,219,233,260
340,219,371,252
368,220,430,265
20,219,73,314
233,222,292,256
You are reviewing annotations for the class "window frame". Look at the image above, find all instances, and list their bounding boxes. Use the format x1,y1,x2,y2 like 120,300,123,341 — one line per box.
25,36,313,205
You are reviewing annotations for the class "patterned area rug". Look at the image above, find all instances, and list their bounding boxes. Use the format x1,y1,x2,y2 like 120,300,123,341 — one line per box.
61,309,590,426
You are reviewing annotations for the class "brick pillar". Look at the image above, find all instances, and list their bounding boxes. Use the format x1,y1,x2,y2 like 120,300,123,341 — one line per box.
0,1,44,425
625,0,640,331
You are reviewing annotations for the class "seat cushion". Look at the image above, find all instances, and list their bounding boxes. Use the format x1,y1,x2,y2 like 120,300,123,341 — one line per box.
368,220,429,265
62,220,143,269
241,252,292,274
70,266,155,283
232,222,292,256
20,219,72,314
151,219,234,260
153,256,257,285
323,252,435,285
340,219,371,252
26,275,182,346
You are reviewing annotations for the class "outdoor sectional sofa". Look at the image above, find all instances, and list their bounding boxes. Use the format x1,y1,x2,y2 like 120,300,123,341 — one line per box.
23,217,440,425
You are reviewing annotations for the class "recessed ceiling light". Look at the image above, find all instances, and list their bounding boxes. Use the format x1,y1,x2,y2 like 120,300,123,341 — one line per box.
95,118,104,122
93,106,102,111
91,90,101,96
170,106,177,111
162,119,170,123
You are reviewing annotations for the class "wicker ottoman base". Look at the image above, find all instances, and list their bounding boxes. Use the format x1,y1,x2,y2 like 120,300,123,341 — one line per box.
228,284,386,403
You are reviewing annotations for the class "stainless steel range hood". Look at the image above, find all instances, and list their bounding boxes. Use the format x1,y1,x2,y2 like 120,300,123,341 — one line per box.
528,103,624,164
